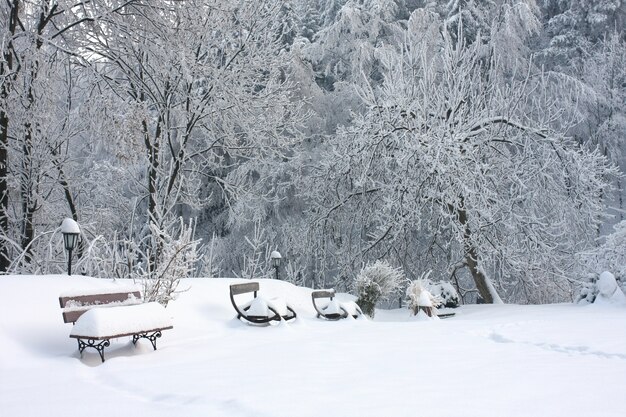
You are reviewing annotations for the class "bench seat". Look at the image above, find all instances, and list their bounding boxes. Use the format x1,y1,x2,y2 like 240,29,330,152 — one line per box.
70,302,173,340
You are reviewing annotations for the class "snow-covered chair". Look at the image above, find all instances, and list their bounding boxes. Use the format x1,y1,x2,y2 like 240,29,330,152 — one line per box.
229,282,297,325
311,289,363,320
59,290,173,362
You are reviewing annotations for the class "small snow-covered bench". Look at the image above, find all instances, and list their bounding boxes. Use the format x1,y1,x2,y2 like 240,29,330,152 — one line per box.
59,290,173,362
311,289,363,320
229,282,297,325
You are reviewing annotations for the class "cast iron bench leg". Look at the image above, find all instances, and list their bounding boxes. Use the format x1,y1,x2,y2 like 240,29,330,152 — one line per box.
77,338,110,362
132,331,163,350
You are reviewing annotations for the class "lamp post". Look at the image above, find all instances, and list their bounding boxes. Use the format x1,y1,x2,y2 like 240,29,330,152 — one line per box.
61,218,80,276
270,250,282,280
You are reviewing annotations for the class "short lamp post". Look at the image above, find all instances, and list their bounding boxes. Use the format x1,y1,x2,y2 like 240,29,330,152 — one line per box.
270,250,282,280
61,218,80,276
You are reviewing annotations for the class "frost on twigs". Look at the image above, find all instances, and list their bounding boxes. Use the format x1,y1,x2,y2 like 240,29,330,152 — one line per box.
132,217,200,307
354,260,404,318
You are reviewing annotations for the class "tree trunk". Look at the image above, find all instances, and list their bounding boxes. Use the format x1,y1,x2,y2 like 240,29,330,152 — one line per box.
0,1,19,271
20,121,36,261
0,109,9,272
143,118,161,224
455,205,503,304
464,244,496,304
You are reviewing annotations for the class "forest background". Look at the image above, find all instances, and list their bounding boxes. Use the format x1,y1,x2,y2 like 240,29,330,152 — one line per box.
1,0,625,305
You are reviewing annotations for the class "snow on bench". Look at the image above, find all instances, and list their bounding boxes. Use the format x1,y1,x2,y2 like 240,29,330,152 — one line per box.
229,282,297,325
59,290,173,362
311,289,363,320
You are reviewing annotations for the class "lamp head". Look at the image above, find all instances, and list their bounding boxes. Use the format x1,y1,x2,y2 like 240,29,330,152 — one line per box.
270,250,282,268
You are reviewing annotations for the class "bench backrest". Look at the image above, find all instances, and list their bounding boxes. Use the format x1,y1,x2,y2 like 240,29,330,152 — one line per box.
230,282,259,296
311,289,335,300
59,291,142,323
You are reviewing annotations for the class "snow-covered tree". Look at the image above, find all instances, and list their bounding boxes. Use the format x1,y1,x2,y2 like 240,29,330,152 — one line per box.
79,0,303,270
306,9,615,303
542,0,625,68
0,0,144,271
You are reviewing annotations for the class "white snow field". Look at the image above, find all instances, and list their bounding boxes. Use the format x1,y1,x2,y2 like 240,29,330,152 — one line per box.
1,275,625,417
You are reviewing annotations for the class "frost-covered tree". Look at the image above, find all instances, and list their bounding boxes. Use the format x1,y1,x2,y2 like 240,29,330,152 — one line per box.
295,0,322,40
542,0,625,68
304,0,405,89
0,0,144,271
78,0,303,271
305,10,615,303
580,33,626,221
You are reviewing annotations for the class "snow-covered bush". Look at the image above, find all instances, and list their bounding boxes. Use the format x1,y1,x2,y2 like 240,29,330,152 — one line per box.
133,217,200,307
576,273,599,304
407,271,460,309
429,281,460,308
594,271,626,305
587,221,626,294
406,280,441,316
354,260,404,317
577,271,626,305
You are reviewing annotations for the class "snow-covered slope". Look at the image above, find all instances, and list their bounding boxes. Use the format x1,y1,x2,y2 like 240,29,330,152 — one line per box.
1,275,625,417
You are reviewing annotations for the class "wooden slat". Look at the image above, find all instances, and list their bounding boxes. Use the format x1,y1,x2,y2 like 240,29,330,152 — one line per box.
59,291,142,323
59,291,141,309
230,282,259,295
311,289,335,299
63,309,90,324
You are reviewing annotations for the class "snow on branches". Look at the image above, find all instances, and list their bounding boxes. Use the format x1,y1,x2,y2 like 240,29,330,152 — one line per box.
310,8,615,303
133,217,200,307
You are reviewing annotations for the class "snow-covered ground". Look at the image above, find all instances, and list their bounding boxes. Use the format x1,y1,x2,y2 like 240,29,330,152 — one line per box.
1,275,625,417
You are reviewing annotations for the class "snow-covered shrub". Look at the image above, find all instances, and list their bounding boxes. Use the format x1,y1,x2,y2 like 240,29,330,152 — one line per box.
354,260,404,317
133,217,200,307
577,271,626,305
594,271,626,305
598,271,618,298
429,281,460,308
407,271,459,309
406,280,441,315
586,221,626,294
576,273,599,304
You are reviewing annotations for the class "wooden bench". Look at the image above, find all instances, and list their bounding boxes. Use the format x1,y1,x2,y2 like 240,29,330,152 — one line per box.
311,289,362,320
59,290,173,362
229,282,297,325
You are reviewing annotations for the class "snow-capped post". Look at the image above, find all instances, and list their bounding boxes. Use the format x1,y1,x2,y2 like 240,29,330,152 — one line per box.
270,251,282,280
61,218,80,276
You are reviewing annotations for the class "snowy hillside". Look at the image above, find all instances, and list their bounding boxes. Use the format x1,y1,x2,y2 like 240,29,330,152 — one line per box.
1,275,625,417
